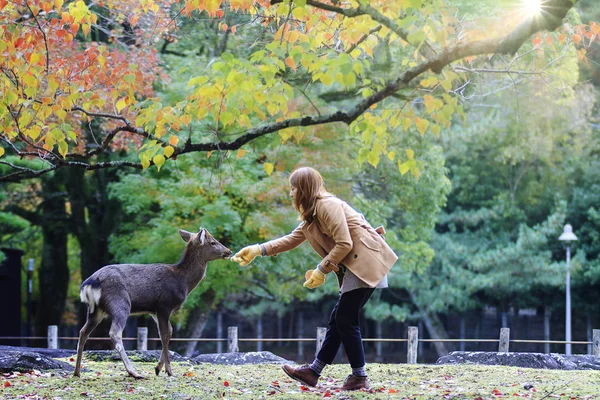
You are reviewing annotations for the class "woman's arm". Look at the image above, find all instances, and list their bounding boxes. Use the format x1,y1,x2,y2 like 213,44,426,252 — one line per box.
319,200,353,267
262,224,307,256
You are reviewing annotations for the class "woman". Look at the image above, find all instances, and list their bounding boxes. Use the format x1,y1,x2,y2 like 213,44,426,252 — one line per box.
231,167,397,391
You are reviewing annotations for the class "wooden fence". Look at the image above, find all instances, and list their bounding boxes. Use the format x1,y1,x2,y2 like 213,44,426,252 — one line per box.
2,325,600,364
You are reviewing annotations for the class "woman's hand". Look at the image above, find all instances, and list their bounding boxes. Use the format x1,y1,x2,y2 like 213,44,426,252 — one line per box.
303,268,326,289
231,245,261,266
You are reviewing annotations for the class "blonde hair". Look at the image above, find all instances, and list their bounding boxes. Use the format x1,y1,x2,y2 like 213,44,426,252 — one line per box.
289,167,329,223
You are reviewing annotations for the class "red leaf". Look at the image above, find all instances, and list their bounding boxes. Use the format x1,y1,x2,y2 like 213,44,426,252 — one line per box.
323,390,331,397
3,381,10,387
300,385,309,391
69,357,74,362
389,388,398,393
223,381,229,387
127,388,133,393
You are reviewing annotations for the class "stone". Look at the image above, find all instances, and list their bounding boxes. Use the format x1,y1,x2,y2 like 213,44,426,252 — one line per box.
0,351,73,373
436,351,600,370
0,345,75,359
191,351,293,365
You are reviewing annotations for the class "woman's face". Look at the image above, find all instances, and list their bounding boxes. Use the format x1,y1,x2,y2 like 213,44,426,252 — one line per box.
289,185,298,200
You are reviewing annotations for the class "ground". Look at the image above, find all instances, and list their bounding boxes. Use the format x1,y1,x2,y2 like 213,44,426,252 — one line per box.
1,358,599,399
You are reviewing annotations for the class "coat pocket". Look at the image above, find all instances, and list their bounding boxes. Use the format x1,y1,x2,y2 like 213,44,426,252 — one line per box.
359,235,381,252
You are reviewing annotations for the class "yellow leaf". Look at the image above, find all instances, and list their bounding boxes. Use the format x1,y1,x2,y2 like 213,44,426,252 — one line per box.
267,103,278,116
58,141,68,158
320,74,333,86
169,135,179,146
164,145,174,158
264,162,274,176
55,0,64,9
116,98,127,112
180,114,192,126
0,147,4,158
207,151,212,158
420,76,438,88
153,154,166,171
236,149,246,159
405,149,414,160
415,118,429,135
431,124,441,137
398,161,410,175
411,166,420,179
402,118,412,132
387,151,395,161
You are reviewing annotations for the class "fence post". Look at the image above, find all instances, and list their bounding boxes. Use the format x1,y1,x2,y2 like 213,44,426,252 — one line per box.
228,326,239,353
137,327,148,351
499,328,510,353
47,325,58,349
407,326,418,364
593,329,600,357
316,327,326,356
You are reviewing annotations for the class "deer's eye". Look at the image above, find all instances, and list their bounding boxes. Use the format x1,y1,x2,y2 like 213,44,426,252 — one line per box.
211,241,217,246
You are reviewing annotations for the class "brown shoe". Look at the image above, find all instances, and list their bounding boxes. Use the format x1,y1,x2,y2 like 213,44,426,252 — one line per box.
341,374,370,391
281,364,319,387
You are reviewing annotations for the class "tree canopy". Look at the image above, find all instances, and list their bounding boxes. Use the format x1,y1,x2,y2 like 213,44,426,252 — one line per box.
1,0,597,181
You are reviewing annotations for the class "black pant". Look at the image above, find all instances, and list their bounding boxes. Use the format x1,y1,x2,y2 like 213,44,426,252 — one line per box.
316,288,375,368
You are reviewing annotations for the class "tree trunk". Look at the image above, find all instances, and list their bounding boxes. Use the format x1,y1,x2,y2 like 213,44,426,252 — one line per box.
181,307,211,357
35,172,69,335
65,166,121,347
178,290,216,357
409,291,453,357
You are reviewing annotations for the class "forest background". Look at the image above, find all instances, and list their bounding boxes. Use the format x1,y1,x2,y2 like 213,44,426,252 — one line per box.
0,0,599,363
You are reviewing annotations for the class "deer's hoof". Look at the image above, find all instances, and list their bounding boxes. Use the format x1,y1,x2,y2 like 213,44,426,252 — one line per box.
129,372,145,380
155,366,161,376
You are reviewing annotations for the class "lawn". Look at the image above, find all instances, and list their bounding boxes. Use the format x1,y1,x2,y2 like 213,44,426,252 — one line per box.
1,357,599,399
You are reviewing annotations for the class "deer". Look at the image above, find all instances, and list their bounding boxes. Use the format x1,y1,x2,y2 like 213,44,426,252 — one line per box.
73,228,232,379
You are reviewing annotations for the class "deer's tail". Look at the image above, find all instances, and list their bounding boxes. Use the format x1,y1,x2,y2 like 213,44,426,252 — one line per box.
80,278,102,314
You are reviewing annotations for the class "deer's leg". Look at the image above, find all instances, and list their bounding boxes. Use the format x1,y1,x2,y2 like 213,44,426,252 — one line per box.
154,312,174,376
108,307,143,379
74,310,104,377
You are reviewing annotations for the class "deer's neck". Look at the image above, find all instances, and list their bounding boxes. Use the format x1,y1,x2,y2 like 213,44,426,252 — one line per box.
177,247,208,291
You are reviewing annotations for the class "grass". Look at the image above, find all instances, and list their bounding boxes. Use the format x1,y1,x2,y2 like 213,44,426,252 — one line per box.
1,357,600,399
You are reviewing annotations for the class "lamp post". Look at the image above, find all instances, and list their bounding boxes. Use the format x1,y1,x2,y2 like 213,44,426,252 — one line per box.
558,224,578,355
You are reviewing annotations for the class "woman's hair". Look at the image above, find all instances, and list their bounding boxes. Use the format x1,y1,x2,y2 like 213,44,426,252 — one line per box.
289,167,329,223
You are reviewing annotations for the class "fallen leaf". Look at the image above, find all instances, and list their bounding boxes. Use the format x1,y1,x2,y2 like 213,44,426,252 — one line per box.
3,381,10,387
223,381,229,387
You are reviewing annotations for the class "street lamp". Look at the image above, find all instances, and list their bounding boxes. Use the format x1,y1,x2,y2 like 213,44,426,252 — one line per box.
558,224,578,355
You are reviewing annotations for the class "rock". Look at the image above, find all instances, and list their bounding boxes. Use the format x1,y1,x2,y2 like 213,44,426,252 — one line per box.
0,351,74,373
436,351,600,370
84,350,187,363
191,351,294,365
0,345,76,359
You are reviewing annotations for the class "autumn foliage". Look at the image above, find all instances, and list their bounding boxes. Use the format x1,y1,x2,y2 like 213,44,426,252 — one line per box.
0,0,597,181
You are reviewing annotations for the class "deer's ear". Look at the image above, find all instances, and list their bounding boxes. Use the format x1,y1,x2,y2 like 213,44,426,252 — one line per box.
198,228,206,245
179,229,193,243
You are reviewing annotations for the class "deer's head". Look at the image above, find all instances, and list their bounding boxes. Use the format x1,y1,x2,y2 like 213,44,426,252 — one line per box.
178,228,232,262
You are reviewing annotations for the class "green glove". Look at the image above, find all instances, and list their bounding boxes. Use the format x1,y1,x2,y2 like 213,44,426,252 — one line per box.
231,244,261,267
303,268,326,289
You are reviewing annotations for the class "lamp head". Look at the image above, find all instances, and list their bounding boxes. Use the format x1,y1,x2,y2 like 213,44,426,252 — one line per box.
559,224,578,242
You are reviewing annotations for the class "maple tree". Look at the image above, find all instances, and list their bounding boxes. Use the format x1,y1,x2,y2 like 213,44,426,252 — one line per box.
0,0,598,182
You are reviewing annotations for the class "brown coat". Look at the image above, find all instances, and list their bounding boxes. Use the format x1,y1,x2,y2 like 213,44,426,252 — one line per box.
263,196,398,287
